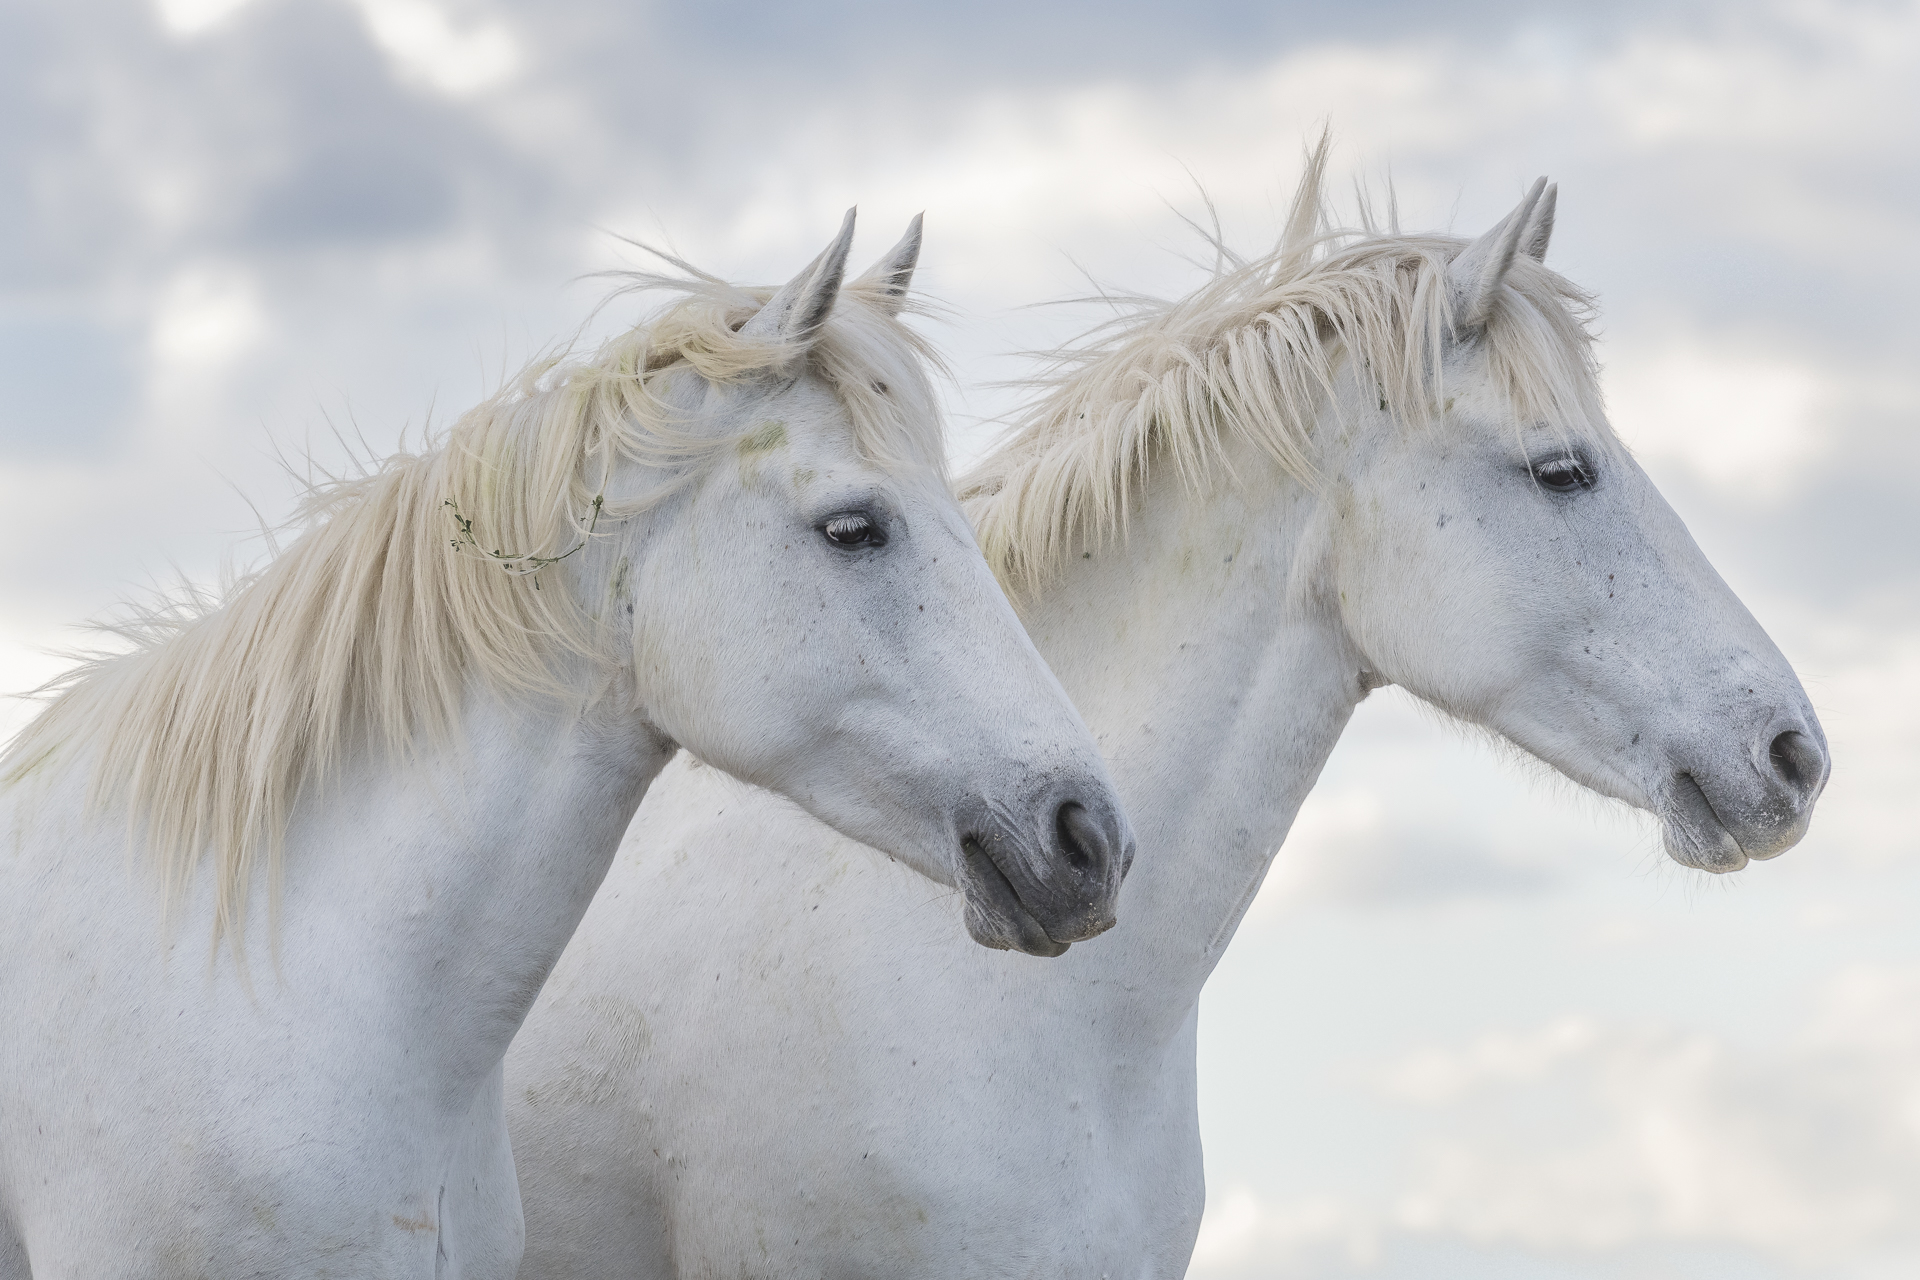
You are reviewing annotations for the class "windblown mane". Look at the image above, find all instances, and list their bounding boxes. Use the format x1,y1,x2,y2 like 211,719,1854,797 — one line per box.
1,266,943,944
963,141,1607,591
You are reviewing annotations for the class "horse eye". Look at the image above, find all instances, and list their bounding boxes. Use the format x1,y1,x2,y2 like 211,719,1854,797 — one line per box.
822,513,885,547
1531,457,1596,493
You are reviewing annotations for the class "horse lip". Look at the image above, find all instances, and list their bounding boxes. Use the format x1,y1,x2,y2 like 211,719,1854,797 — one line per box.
961,838,1071,958
1663,772,1748,874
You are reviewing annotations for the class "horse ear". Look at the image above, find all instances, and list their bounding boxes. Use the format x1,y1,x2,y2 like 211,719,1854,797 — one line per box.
1521,182,1557,262
1450,177,1548,330
739,207,858,347
851,213,923,316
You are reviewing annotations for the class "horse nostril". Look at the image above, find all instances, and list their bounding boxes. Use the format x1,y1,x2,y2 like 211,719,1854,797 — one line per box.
1768,730,1826,800
1054,801,1107,875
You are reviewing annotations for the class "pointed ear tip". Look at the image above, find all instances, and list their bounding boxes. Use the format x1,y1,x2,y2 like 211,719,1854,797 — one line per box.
824,212,858,262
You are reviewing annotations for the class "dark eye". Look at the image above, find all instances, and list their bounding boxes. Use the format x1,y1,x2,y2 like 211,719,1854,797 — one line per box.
821,512,886,548
1530,456,1597,494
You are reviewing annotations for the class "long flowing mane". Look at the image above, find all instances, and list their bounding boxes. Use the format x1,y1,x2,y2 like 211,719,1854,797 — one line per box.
963,141,1607,591
1,266,943,943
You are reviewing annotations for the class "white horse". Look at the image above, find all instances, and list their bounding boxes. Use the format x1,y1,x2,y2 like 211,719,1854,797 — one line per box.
0,212,1133,1278
506,153,1831,1278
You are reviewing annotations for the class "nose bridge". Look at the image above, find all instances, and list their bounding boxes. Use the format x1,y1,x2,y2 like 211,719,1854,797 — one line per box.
901,514,1132,936
1611,498,1810,749
1669,636,1821,761
1593,501,1830,817
919,550,1093,756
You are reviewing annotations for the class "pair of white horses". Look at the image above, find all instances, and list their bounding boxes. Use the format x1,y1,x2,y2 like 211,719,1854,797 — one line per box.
0,146,1828,1277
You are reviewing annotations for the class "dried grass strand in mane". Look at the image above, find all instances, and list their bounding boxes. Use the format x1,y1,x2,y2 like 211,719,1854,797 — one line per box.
963,143,1605,591
0,266,944,952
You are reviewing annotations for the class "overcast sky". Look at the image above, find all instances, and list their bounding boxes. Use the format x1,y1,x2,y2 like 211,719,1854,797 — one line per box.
4,2,1918,1277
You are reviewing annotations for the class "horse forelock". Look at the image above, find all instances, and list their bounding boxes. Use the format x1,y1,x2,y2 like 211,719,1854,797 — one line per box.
963,161,1609,594
0,265,944,952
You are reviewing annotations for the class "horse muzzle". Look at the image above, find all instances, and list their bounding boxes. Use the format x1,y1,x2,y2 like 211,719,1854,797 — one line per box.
1659,722,1830,874
957,794,1132,957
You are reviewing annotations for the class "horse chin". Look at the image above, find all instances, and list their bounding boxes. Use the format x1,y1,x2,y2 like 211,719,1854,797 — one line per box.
1660,774,1749,874
960,840,1072,958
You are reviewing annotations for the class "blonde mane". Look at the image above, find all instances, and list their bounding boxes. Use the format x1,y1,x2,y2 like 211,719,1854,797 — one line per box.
963,142,1607,590
1,266,943,944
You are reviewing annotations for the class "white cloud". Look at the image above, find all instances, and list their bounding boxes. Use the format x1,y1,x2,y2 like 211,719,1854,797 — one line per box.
591,0,1920,478
1243,777,1569,919
1605,336,1829,500
152,0,258,38
1195,972,1920,1276
349,0,521,98
149,266,265,372
1385,988,1920,1264
1191,1187,1382,1276
667,0,1920,287
142,265,270,451
1375,1015,1605,1105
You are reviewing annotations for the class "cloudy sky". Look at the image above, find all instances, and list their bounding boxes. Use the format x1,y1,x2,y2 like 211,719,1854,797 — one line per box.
4,1,1918,1276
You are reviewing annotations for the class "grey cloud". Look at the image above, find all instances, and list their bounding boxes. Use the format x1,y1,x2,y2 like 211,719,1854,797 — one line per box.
1634,384,1920,622
0,1,549,286
2,0,1912,599
225,4,473,247
0,309,137,457
1672,473,1920,623
497,0,1731,208
1199,982,1920,1278
1379,1002,1920,1268
646,0,1709,87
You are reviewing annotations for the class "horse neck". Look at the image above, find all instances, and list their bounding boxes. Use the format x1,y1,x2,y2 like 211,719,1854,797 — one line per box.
1015,439,1363,1031
274,570,671,1104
